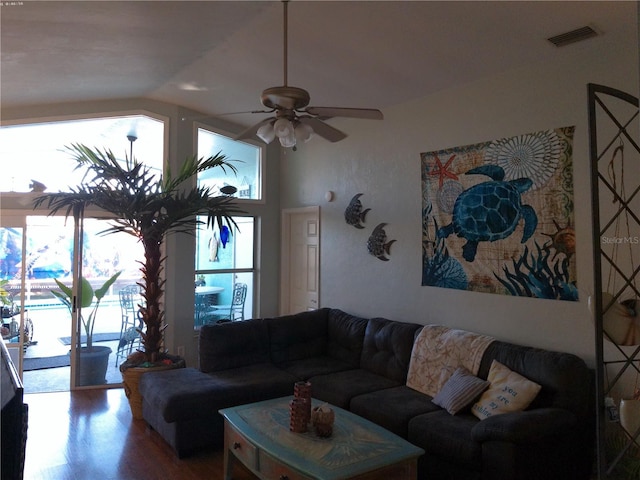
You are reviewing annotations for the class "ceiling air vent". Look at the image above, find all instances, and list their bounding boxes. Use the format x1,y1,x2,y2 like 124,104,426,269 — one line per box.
547,26,598,47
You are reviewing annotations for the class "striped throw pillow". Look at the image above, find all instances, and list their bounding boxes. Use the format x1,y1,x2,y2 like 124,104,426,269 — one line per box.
432,367,490,415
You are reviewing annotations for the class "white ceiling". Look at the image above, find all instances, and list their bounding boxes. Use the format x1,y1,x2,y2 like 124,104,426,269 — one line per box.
1,1,637,129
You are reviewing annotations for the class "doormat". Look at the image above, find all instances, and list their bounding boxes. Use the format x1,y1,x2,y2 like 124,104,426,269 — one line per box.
24,355,70,371
58,332,120,346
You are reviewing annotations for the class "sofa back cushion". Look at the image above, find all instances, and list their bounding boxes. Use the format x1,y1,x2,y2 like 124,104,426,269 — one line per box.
478,341,592,417
326,309,369,367
269,308,330,365
360,317,422,383
199,318,270,373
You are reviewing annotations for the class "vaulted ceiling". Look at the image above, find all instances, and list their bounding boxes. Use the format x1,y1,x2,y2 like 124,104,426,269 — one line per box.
1,1,636,128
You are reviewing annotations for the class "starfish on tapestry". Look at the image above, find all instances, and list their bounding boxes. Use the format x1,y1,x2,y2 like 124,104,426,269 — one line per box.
428,154,459,188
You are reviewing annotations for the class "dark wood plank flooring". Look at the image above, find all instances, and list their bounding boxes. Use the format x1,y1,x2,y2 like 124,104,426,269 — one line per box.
23,388,257,480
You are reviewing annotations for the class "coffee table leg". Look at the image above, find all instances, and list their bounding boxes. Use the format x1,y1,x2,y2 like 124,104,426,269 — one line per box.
223,444,235,480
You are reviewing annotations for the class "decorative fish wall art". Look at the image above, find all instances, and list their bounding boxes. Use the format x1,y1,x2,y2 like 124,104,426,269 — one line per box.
367,223,396,261
421,126,578,300
220,225,230,248
208,232,219,262
344,193,370,229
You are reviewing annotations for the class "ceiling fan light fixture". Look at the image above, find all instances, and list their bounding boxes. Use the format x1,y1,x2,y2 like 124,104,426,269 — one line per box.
235,0,382,146
295,122,314,143
273,117,294,138
279,131,296,148
256,122,276,143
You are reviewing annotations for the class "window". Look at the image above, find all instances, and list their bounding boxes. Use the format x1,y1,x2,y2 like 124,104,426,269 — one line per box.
197,126,263,201
0,114,165,193
0,113,165,390
194,216,255,327
194,127,260,327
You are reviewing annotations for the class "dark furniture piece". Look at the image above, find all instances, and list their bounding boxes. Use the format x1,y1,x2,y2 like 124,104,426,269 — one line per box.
139,308,594,480
220,396,424,480
1,340,28,480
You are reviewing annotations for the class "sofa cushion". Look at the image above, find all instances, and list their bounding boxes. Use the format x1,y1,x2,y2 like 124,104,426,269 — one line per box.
309,368,401,409
139,365,298,423
433,367,490,415
276,309,369,380
199,318,270,373
140,367,221,422
360,317,421,383
471,360,541,420
408,410,482,470
278,356,355,381
269,308,330,364
478,341,590,416
326,309,368,366
350,385,439,437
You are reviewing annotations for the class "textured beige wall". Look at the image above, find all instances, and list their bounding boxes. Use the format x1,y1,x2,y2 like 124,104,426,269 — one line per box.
279,20,639,368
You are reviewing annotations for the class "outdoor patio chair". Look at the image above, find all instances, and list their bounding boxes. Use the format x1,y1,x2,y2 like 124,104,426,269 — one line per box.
209,282,247,323
115,285,142,366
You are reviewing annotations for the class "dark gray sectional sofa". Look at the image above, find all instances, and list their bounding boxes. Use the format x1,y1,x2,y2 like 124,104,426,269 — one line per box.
138,308,594,480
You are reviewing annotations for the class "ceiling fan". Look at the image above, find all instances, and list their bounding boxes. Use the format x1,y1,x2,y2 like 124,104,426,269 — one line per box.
234,0,383,149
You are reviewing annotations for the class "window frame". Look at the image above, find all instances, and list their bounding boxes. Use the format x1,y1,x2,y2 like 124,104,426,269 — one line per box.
193,215,258,327
194,122,266,205
0,110,170,194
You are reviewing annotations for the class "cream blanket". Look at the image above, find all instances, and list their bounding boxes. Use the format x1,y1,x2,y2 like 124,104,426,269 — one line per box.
406,325,495,397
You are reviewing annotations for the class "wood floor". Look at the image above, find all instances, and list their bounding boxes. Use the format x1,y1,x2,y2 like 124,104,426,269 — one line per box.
23,388,257,480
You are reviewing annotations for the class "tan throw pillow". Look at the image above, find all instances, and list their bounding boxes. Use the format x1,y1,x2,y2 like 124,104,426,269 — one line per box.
432,367,490,415
471,360,541,420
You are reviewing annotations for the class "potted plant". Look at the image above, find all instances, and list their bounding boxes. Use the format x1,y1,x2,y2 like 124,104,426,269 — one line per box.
35,144,242,416
0,279,11,307
52,271,122,385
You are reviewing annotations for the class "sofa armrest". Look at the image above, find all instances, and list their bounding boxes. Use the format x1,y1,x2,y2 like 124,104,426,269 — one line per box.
471,408,577,443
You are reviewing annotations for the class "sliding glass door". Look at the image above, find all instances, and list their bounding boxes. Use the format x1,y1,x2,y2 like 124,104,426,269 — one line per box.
0,216,27,374
1,215,143,392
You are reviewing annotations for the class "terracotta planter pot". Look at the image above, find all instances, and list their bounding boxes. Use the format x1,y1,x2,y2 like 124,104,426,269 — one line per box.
121,358,185,420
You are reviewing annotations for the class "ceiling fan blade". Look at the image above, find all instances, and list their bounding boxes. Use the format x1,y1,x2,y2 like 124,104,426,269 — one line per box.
299,117,348,143
181,110,274,122
234,117,274,141
304,107,383,120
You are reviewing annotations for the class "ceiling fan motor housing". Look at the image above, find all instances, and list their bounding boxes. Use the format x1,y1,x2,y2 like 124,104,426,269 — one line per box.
261,86,311,111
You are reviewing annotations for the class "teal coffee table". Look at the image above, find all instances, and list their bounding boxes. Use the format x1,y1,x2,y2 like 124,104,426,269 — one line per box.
219,397,424,480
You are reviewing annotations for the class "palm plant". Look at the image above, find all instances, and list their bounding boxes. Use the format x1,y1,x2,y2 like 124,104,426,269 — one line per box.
34,144,243,364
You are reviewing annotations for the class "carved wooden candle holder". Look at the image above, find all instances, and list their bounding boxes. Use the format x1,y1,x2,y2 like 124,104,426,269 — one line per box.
311,405,335,438
293,381,312,425
289,398,309,433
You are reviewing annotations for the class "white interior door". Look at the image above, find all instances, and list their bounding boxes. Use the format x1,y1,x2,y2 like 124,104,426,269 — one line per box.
280,207,320,315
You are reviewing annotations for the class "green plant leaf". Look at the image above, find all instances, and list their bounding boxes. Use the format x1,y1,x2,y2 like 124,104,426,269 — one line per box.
50,289,71,310
78,277,94,309
94,271,122,300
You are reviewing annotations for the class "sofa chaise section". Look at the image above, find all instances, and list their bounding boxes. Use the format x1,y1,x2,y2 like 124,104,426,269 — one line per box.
139,318,299,457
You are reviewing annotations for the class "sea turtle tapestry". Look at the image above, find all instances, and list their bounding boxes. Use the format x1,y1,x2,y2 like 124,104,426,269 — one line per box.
421,126,577,301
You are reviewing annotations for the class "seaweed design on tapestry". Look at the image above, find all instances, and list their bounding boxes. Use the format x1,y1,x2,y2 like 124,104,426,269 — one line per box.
494,241,577,300
423,218,468,290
